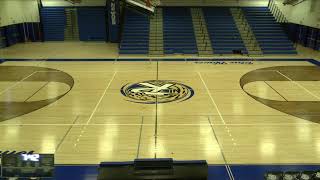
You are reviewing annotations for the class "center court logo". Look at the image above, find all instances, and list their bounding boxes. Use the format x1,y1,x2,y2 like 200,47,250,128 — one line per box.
120,80,194,104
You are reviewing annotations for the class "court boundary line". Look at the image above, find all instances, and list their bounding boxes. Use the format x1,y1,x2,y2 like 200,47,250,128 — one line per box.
198,72,234,180
71,71,117,147
198,72,226,125
1,59,320,169
136,116,144,159
154,60,159,159
0,123,317,126
4,114,320,117
208,118,235,180
85,71,117,125
54,116,79,154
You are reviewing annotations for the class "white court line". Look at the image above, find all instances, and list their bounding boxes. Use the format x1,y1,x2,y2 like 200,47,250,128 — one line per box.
0,123,316,126
198,72,234,180
0,71,38,96
33,70,282,73
198,72,226,125
276,70,320,100
85,71,117,125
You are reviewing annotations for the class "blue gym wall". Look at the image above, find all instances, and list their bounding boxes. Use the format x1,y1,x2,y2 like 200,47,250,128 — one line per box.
0,23,42,49
41,7,66,41
5,25,22,46
0,28,7,48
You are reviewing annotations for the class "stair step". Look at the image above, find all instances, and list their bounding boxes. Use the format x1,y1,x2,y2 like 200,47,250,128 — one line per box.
149,8,163,55
191,8,213,55
230,8,262,55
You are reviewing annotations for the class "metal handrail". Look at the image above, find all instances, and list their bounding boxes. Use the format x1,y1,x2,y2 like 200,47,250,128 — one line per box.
233,7,261,54
269,0,288,23
192,8,211,52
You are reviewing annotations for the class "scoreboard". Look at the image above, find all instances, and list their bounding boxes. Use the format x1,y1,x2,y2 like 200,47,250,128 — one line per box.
1,154,54,178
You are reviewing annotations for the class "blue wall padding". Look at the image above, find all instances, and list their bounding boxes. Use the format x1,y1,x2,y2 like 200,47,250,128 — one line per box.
0,27,7,48
41,7,66,41
77,7,107,41
5,25,21,46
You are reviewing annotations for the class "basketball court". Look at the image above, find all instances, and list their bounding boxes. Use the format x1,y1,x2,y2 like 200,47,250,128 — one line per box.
1,58,320,167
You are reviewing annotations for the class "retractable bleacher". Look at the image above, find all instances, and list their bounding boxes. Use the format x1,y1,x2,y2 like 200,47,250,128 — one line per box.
242,7,297,55
119,9,150,54
203,7,247,54
163,7,198,54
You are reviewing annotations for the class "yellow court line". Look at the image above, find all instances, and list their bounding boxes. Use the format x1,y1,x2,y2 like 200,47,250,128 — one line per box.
0,123,317,126
86,71,118,125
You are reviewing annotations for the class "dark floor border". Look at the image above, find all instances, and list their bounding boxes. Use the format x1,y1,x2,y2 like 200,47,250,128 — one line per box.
1,57,318,61
1,58,319,67
308,59,320,66
52,164,320,180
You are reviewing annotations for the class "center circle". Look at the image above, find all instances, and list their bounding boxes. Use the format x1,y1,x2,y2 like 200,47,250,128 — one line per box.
120,80,194,104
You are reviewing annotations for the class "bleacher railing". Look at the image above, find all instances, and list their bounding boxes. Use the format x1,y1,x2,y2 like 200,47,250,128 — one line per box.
268,0,288,23
235,8,260,53
193,9,210,53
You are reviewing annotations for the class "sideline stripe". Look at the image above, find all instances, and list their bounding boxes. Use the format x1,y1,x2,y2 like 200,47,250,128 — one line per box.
198,72,235,180
0,122,316,126
85,71,117,125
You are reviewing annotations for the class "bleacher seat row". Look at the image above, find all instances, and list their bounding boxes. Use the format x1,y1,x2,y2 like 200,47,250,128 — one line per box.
119,10,150,54
119,7,297,55
203,7,247,54
163,7,198,54
243,7,297,54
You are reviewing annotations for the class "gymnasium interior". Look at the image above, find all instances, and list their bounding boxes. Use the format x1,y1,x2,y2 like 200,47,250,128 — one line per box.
0,0,320,179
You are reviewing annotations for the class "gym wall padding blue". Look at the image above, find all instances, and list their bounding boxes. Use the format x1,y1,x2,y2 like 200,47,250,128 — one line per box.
303,26,319,50
284,23,320,51
41,7,66,41
107,0,120,42
163,7,198,54
22,23,42,42
0,28,7,48
77,7,107,41
5,25,21,46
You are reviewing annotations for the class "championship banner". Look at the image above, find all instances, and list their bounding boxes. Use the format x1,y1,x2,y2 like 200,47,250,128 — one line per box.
107,0,120,42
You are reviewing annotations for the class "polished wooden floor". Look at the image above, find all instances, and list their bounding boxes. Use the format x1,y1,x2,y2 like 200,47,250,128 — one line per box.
1,60,320,165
